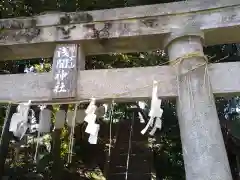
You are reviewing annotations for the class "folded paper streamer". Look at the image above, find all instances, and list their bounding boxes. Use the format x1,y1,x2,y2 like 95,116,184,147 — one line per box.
34,106,51,163
84,98,100,144
28,109,38,133
55,110,66,129
14,121,29,139
138,112,145,123
138,101,146,109
149,117,162,136
39,108,51,133
138,101,146,123
85,122,99,135
67,109,85,127
88,124,100,144
76,109,85,124
9,113,22,133
67,111,75,127
84,114,97,124
95,105,106,118
9,100,31,139
103,104,108,113
141,81,163,135
85,98,97,115
76,110,85,124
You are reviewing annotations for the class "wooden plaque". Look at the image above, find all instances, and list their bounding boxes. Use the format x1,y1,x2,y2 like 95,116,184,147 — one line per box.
51,44,78,99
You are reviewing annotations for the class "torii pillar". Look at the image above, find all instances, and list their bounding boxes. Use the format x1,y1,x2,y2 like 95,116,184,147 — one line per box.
164,26,232,180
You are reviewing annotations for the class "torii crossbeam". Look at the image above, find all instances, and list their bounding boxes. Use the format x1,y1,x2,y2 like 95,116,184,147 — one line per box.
0,61,239,103
0,0,239,60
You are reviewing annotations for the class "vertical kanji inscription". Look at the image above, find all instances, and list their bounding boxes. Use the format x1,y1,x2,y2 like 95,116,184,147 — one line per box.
52,44,78,99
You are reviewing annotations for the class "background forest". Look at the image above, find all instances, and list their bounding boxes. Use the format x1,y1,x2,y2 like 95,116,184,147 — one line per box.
0,0,240,180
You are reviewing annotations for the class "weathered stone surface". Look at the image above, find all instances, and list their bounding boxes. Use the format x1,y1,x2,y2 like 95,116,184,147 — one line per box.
0,0,240,60
165,26,232,180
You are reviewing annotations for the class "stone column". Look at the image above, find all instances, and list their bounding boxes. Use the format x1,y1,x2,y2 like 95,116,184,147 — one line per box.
164,26,232,180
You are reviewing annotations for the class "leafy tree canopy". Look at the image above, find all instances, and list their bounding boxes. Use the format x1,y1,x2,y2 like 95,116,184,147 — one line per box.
0,0,240,180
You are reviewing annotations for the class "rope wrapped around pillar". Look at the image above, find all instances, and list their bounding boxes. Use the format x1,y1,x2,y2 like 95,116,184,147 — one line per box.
164,26,232,180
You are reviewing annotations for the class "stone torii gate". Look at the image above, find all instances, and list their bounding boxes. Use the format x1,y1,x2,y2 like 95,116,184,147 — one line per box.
0,0,240,179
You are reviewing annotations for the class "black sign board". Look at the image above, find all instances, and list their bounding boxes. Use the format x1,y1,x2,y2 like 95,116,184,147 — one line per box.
51,44,78,99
